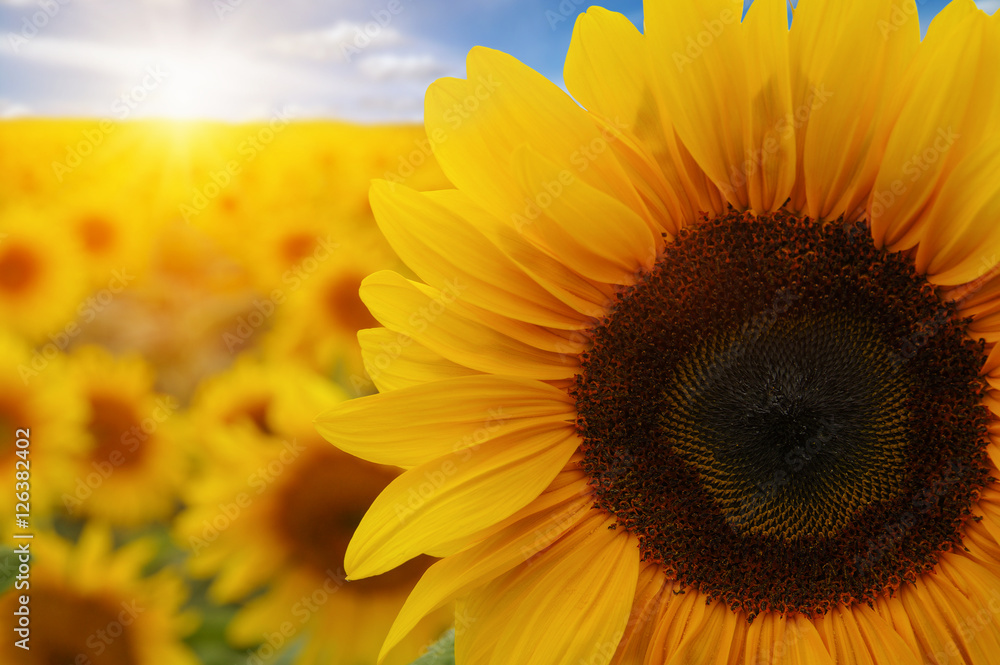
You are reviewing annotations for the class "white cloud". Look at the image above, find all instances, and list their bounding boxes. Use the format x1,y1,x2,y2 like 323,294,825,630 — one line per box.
0,36,150,75
0,35,335,120
357,94,422,112
0,5,462,122
0,98,31,117
266,21,403,62
138,0,191,6
357,53,448,81
976,0,1000,13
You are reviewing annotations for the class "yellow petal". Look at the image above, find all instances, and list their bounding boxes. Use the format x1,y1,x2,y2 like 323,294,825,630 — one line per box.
421,459,588,558
360,270,580,379
783,615,839,665
646,0,796,213
315,374,575,468
346,422,579,578
369,180,590,329
983,346,1000,377
379,482,593,661
789,0,919,221
813,604,920,665
564,8,656,138
984,391,1000,419
915,137,1000,284
948,264,1000,314
664,599,746,665
741,0,797,213
872,594,921,658
607,564,672,665
977,485,1000,549
969,317,1000,345
899,557,1000,664
511,143,656,284
430,188,615,319
357,328,476,394
869,7,1000,249
424,46,647,224
457,514,639,665
743,611,781,665
961,514,1000,574
646,586,713,660
565,7,723,232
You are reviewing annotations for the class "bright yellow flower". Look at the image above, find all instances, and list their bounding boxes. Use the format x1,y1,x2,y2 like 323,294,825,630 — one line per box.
0,328,87,526
262,231,397,386
0,120,77,206
79,220,257,400
317,2,1000,664
186,357,329,451
55,194,149,285
177,360,450,664
59,346,186,526
0,525,198,665
0,206,87,341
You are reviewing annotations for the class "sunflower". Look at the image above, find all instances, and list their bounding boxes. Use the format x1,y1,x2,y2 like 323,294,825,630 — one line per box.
0,328,87,527
0,206,87,341
56,193,148,286
186,356,294,444
227,213,344,294
316,2,1000,663
0,120,71,206
261,230,399,386
0,525,198,665
176,361,450,664
75,220,258,400
59,345,186,526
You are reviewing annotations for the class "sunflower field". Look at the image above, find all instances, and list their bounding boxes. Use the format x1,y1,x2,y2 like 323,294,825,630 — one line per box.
0,119,454,665
5,1,1000,665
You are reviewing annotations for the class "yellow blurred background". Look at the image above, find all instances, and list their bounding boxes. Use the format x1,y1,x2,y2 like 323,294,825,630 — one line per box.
0,118,454,665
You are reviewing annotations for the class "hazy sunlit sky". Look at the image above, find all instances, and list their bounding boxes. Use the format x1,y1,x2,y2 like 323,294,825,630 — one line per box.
0,0,993,122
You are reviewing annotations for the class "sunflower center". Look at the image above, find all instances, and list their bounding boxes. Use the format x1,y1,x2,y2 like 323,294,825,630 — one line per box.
324,272,378,333
16,585,138,665
281,233,317,266
78,215,116,254
88,393,148,470
224,396,274,436
574,210,991,618
0,243,40,296
667,309,913,542
274,444,429,592
1,393,28,462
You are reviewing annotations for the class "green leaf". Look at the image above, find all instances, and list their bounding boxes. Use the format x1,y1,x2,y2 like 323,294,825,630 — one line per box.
0,547,19,594
407,629,455,665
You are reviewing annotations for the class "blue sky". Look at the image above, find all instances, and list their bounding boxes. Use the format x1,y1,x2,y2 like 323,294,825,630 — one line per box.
0,0,991,121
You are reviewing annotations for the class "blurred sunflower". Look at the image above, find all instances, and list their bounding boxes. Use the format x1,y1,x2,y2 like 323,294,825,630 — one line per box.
262,231,397,384
0,525,198,665
177,360,450,664
60,345,185,526
0,328,86,526
317,1,1000,664
233,214,345,294
75,221,257,400
0,206,86,341
0,121,65,205
185,357,331,463
57,193,148,284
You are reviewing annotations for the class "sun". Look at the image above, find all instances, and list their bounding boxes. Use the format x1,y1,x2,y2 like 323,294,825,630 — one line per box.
142,49,256,120
102,40,262,121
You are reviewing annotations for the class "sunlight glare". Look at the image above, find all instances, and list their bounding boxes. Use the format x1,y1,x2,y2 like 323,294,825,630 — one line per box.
134,47,256,120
